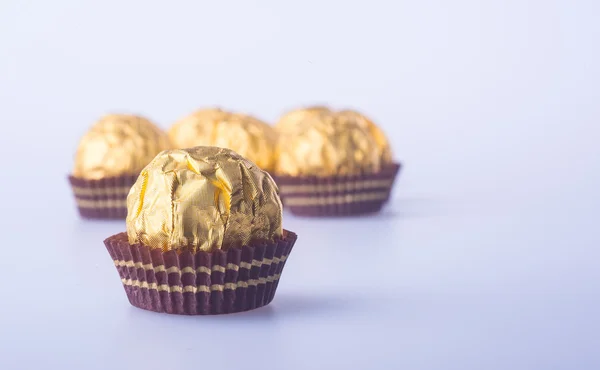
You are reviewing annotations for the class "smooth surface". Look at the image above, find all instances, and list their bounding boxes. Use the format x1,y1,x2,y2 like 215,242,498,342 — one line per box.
0,1,599,369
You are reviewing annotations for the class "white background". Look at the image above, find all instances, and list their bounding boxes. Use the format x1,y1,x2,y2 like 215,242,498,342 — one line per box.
0,1,599,369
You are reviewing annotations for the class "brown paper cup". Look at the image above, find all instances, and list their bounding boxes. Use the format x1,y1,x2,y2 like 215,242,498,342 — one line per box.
68,174,138,219
274,163,401,217
104,230,298,315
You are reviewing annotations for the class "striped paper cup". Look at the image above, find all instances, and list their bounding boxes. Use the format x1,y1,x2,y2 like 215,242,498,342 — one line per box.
275,163,401,217
104,230,298,315
68,174,138,219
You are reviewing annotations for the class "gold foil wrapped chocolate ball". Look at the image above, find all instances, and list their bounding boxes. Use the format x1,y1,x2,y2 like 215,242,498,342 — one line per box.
126,147,283,252
168,109,276,171
73,114,170,180
276,107,393,165
275,112,382,177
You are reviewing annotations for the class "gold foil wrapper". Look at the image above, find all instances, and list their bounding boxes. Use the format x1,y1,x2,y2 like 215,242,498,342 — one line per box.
275,106,331,133
166,108,228,149
126,147,283,253
72,114,171,180
337,110,393,164
275,107,392,165
275,113,382,177
168,109,276,171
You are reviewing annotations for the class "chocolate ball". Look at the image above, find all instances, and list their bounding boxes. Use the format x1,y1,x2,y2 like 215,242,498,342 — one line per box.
275,112,382,177
168,109,276,171
72,114,170,180
126,147,283,252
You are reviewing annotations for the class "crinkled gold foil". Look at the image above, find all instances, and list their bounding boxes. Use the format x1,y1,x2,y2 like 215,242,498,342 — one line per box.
126,147,283,252
338,110,393,163
275,107,393,164
275,106,331,133
168,109,276,171
275,113,382,177
167,108,228,149
72,114,171,180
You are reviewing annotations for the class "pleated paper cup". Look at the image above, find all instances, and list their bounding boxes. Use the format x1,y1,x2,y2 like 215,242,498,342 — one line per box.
68,174,138,219
275,163,401,217
104,230,298,315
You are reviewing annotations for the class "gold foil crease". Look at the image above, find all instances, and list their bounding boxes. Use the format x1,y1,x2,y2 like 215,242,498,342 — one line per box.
126,147,283,252
168,109,277,171
274,112,382,177
73,114,171,180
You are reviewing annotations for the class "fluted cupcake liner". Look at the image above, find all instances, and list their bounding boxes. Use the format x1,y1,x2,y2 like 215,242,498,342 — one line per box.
104,230,297,315
275,163,401,217
68,174,138,219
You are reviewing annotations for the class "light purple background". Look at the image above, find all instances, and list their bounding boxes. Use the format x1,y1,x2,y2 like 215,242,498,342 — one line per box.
0,1,598,369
